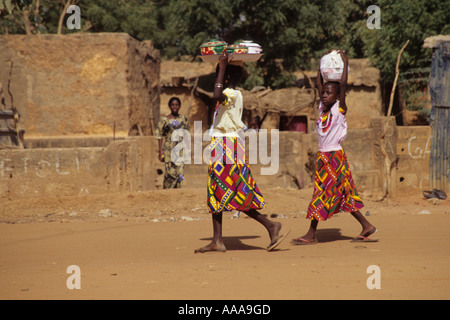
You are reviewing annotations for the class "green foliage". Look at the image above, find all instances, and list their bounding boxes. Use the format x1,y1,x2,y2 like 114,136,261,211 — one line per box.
241,61,264,90
81,0,156,39
399,66,431,120
1,0,449,89
357,0,450,82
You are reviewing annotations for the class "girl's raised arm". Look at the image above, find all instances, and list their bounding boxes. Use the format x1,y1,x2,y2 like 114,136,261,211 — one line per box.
339,50,348,113
316,67,323,99
213,53,230,103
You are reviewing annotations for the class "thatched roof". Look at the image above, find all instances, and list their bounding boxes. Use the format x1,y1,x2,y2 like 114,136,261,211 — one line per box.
347,59,380,87
161,59,215,86
241,87,316,116
161,58,381,117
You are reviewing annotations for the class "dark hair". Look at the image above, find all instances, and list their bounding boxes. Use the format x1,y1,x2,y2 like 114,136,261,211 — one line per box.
168,96,181,106
215,64,243,86
324,81,340,96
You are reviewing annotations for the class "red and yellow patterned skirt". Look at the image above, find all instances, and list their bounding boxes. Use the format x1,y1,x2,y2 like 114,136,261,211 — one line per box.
207,136,265,214
307,149,364,221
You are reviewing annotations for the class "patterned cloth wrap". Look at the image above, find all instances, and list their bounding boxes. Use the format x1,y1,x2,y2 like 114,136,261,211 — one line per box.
307,148,364,221
307,101,364,220
207,136,265,214
155,114,190,189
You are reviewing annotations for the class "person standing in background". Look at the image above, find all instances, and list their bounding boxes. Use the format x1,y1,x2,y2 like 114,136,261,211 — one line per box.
155,97,190,189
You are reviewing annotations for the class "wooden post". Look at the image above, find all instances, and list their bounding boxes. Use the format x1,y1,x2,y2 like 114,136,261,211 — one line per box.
380,40,409,200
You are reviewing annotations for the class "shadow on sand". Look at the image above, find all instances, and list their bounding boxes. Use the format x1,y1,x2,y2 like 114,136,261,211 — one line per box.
315,228,353,243
198,235,264,251
197,228,352,252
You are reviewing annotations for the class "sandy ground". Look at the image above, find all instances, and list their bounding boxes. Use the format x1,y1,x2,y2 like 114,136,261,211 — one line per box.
0,186,449,300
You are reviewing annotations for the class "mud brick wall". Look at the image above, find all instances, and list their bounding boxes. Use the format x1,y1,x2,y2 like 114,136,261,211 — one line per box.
0,137,156,198
183,118,431,200
0,33,160,138
182,128,385,196
396,126,432,192
0,124,431,199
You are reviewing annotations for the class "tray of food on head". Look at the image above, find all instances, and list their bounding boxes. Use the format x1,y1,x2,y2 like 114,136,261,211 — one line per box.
199,39,263,63
198,53,263,63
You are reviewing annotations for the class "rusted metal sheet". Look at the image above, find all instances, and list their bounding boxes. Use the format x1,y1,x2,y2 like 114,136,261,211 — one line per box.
430,41,450,108
429,107,449,192
429,41,450,193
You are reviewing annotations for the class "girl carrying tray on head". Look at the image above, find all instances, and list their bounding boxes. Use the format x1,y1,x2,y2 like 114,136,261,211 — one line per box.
195,52,289,253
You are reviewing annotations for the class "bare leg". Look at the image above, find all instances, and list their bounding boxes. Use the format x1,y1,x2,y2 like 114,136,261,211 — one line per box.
194,212,226,253
243,209,283,247
351,210,377,237
291,219,319,244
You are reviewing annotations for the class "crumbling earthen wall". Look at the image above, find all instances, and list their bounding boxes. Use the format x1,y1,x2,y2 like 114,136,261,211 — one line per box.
182,117,428,200
0,123,432,199
0,137,156,198
0,33,160,138
127,39,161,136
181,123,385,196
396,126,432,192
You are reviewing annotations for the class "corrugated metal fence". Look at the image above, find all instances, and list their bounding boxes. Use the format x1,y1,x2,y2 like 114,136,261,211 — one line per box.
429,41,450,193
430,107,449,192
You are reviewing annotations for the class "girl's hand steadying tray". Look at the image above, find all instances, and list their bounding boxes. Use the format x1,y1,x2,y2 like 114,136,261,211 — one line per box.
218,51,233,68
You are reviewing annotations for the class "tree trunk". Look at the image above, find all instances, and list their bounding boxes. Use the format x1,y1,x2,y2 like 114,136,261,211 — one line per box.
380,40,409,200
57,1,72,35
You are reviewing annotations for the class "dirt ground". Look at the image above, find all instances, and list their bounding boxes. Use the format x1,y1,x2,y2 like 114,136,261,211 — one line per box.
0,186,449,300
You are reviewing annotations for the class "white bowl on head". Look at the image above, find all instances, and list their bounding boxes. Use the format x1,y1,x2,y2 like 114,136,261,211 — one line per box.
321,68,344,81
320,50,349,82
239,40,262,54
199,53,262,63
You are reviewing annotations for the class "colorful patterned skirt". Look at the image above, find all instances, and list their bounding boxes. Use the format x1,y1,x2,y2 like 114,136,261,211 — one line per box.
207,136,265,214
307,149,364,221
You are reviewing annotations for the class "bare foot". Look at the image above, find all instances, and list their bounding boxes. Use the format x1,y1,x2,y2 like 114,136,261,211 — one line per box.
194,242,226,253
267,222,281,244
266,222,291,251
290,236,318,245
359,226,377,238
